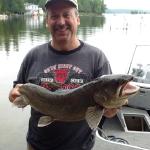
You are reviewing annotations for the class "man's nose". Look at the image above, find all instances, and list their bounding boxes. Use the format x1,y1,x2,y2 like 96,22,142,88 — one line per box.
57,16,65,25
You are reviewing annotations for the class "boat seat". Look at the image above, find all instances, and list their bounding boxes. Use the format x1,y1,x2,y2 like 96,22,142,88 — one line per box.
117,106,150,132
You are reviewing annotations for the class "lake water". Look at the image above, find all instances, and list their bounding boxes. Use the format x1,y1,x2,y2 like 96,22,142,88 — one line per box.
0,14,150,150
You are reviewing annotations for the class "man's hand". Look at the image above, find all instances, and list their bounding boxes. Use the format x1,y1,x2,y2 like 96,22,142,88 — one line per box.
103,108,120,118
8,84,23,102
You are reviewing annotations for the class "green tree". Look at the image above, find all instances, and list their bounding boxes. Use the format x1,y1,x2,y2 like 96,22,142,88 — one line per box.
38,0,46,9
0,0,9,13
78,0,91,12
0,0,25,14
78,0,106,14
9,0,25,14
99,0,106,14
0,0,2,12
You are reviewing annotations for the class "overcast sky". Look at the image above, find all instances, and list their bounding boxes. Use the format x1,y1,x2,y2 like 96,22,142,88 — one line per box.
104,0,150,10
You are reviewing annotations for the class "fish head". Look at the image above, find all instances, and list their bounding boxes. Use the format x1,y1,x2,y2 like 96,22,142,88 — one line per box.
93,74,139,108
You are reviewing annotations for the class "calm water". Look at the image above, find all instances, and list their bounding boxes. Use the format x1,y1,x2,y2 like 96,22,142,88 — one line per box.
1,14,150,149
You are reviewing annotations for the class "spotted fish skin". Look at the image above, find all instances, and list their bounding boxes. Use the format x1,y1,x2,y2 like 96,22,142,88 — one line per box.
13,74,139,129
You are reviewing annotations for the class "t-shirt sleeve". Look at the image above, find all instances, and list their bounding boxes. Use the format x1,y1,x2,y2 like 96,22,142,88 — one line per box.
100,61,112,75
13,50,33,87
94,50,112,78
13,58,27,87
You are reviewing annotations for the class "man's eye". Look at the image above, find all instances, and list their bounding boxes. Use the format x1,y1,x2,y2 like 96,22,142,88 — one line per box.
64,13,70,18
51,15,58,19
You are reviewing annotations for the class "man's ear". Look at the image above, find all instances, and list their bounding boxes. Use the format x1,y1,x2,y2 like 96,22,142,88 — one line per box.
46,22,48,27
46,18,48,27
77,16,80,25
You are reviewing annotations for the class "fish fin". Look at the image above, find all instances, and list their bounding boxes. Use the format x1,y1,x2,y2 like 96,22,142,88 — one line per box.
85,106,104,130
38,116,54,127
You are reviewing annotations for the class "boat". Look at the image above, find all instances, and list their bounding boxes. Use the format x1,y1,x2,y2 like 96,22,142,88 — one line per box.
93,45,150,150
0,14,8,20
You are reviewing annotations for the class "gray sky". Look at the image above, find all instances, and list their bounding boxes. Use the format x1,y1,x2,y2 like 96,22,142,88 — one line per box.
104,0,150,10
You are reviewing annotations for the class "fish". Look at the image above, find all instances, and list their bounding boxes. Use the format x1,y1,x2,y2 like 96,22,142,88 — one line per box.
13,74,139,129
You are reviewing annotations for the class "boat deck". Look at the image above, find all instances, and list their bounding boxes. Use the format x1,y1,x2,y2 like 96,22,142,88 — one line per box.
94,106,150,150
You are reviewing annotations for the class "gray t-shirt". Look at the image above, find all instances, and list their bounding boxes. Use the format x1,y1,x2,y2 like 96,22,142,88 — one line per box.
14,41,112,150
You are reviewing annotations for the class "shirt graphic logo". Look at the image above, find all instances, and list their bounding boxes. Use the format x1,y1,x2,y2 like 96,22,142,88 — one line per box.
54,69,69,84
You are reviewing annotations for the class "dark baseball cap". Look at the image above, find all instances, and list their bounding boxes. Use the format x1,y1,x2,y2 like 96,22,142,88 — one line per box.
45,0,78,9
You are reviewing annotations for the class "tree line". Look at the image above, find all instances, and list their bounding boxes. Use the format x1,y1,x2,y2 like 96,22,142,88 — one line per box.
0,0,106,15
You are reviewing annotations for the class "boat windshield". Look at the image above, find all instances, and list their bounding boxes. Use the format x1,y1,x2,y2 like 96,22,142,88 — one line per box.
128,45,150,84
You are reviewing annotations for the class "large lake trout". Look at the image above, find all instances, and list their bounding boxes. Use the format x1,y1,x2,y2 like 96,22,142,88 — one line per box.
13,74,139,129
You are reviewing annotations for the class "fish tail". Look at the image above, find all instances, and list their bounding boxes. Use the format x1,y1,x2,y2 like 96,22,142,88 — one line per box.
13,96,29,108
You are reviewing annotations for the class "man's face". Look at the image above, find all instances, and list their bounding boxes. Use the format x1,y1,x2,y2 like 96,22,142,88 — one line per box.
46,2,80,44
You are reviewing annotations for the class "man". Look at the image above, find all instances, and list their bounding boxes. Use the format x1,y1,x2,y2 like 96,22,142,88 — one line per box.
9,0,118,150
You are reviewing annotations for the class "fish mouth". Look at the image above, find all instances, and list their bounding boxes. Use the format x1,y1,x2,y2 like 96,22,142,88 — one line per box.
119,81,140,97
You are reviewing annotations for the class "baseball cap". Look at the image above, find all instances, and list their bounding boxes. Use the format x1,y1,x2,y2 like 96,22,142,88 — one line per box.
45,0,78,9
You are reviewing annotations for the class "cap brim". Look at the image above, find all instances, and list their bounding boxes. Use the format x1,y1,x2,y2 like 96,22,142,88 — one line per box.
45,0,78,9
